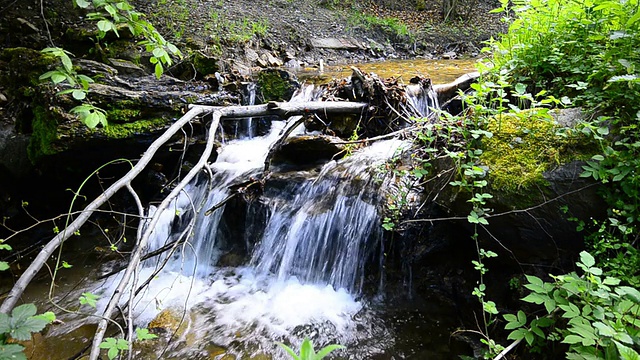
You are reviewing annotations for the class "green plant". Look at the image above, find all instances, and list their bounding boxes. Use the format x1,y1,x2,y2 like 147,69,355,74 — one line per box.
99,328,158,359
38,0,182,129
347,12,413,40
278,338,344,360
0,239,10,271
0,304,55,360
503,251,640,359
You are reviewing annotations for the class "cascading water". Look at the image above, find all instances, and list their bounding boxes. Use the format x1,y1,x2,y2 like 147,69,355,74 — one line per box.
244,82,257,138
91,82,438,359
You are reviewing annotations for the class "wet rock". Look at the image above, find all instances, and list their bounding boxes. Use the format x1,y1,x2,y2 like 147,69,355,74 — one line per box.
149,309,185,335
266,52,284,67
217,252,245,267
310,38,361,50
551,107,585,128
271,135,345,168
0,92,7,104
107,58,146,76
284,59,300,69
245,48,259,63
441,51,457,59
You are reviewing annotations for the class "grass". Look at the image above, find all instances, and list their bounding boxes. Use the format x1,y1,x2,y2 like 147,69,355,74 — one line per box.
347,11,413,40
205,11,269,44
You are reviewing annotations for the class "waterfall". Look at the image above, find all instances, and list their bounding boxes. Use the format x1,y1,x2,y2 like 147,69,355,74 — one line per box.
405,82,440,119
244,82,257,138
94,83,405,358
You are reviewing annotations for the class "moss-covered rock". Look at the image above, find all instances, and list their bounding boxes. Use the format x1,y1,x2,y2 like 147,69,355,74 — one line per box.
101,118,169,139
0,47,57,90
256,69,298,102
192,51,219,77
480,108,596,196
27,105,60,162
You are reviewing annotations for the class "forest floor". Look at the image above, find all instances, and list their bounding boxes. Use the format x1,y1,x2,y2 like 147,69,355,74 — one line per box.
1,0,506,73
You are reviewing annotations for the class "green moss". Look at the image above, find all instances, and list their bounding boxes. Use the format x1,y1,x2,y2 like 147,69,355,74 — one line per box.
101,118,168,139
106,108,142,123
0,47,57,87
480,109,595,194
27,106,59,163
191,52,218,76
257,69,295,102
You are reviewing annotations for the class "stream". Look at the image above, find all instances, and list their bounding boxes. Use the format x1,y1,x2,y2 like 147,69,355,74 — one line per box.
11,59,481,360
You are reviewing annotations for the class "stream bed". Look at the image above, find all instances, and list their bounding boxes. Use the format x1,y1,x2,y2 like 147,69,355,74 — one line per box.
6,59,481,360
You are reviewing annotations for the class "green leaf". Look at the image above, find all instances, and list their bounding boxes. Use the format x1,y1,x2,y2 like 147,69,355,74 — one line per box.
154,63,163,79
0,313,10,333
483,301,498,315
300,338,314,357
615,340,640,360
60,54,73,73
507,328,526,341
80,292,99,308
277,343,301,360
51,73,67,84
593,321,616,337
72,90,86,100
616,286,640,303
75,0,91,7
11,304,37,322
522,293,546,305
562,334,583,344
315,344,345,359
580,251,595,268
524,331,534,346
135,328,158,341
10,316,48,340
33,311,56,324
152,47,167,59
83,112,100,129
39,70,57,80
97,19,113,33
544,298,556,313
604,277,621,286
0,261,9,271
108,346,118,360
0,344,27,360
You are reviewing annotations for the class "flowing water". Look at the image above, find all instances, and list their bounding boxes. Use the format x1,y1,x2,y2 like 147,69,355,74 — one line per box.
78,84,430,359
296,58,479,85
14,66,465,359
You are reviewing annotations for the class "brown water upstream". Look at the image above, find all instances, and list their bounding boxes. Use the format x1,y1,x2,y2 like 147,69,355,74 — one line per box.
296,58,480,84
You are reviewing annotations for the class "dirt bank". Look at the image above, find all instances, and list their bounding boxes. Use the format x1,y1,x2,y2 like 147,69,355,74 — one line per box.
1,0,505,72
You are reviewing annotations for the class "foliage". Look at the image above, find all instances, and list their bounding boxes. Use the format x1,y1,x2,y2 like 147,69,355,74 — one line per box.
0,239,10,271
504,251,640,359
74,0,181,78
99,337,129,360
489,0,640,117
347,12,413,40
485,0,640,289
38,0,181,129
99,328,158,359
278,338,344,360
205,10,269,46
0,304,55,360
